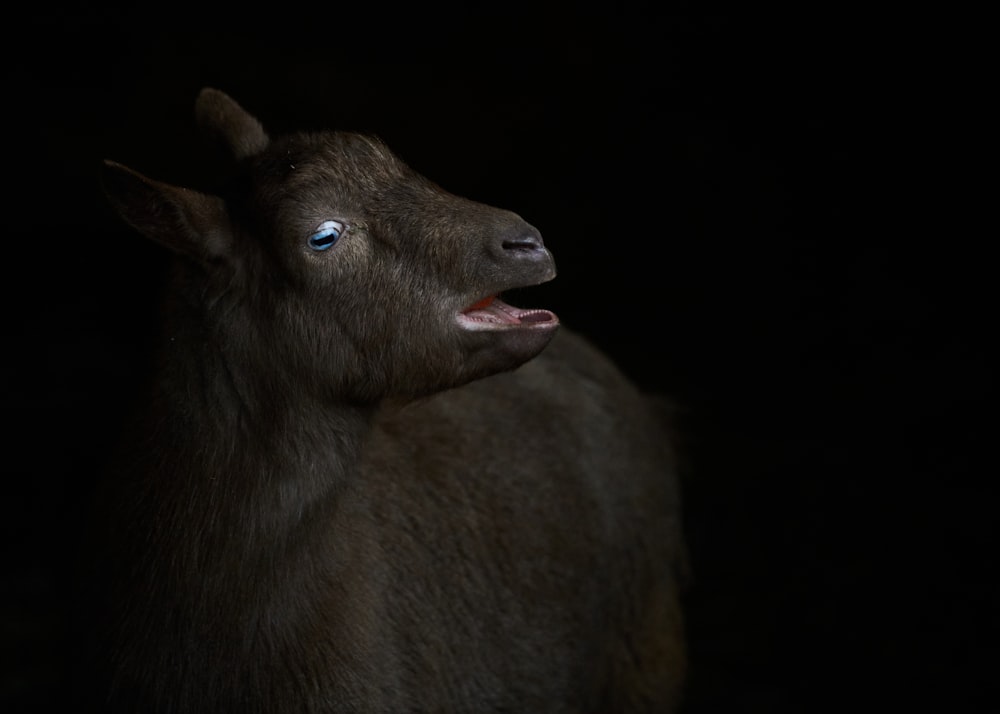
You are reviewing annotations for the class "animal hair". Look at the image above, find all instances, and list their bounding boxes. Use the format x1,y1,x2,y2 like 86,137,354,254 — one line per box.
74,87,688,713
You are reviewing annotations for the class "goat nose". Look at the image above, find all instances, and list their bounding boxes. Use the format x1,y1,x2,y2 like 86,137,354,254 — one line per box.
500,231,548,260
503,234,542,252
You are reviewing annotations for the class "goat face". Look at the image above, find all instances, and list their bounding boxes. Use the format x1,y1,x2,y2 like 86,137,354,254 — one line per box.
243,130,559,400
102,90,559,404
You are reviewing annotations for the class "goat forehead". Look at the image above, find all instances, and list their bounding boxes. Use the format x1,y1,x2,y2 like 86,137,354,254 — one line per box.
259,136,452,217
277,132,406,182
258,135,409,211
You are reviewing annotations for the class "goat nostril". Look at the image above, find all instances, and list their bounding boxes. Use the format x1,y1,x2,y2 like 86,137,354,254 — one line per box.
502,234,544,253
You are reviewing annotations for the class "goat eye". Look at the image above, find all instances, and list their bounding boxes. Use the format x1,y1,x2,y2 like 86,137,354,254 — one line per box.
307,220,345,251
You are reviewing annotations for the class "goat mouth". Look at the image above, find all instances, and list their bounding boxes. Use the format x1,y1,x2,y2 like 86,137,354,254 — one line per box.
457,295,559,331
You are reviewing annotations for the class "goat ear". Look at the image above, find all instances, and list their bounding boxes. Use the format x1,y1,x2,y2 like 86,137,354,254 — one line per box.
101,160,231,262
194,87,270,160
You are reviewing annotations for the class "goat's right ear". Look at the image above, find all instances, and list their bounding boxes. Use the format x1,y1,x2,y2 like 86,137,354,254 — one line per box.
101,160,231,263
194,87,270,160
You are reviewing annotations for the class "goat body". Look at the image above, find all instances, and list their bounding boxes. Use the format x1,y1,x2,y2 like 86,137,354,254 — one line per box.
79,88,686,713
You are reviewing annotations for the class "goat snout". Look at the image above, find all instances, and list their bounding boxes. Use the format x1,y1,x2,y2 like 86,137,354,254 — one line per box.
503,233,546,255
491,225,550,264
495,225,555,285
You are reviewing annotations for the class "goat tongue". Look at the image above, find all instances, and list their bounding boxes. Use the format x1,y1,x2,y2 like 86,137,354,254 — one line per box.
468,296,496,310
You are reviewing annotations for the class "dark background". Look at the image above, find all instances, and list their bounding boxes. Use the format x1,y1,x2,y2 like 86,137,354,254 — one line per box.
2,4,992,713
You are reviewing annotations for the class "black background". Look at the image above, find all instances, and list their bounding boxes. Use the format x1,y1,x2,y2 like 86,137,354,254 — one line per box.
2,3,992,713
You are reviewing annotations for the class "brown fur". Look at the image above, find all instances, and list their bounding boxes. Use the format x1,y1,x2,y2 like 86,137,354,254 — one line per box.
76,88,686,713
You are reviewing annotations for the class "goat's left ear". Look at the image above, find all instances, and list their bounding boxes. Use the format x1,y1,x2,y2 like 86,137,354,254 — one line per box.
195,87,270,160
101,160,231,263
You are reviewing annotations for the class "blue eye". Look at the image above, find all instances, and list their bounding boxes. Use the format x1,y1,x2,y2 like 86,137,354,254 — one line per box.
308,220,345,251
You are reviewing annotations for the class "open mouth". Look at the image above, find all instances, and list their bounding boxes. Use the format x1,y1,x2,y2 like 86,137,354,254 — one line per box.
457,295,559,331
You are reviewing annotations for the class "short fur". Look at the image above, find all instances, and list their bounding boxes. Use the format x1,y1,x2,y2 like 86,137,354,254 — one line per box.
76,88,687,713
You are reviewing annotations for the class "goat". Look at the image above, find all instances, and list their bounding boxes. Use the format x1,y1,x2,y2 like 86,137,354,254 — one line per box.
76,87,687,713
